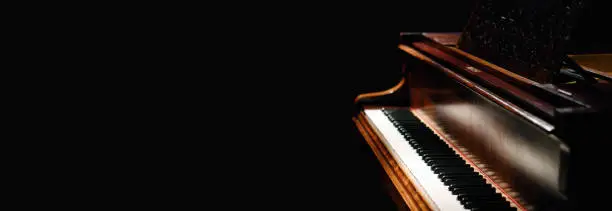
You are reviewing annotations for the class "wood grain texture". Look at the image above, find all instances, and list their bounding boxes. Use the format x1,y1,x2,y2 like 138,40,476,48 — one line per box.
354,112,433,211
447,46,538,86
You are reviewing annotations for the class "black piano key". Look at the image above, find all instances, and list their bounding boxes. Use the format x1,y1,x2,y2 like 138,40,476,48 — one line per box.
385,110,418,121
451,190,497,198
463,201,512,209
448,182,491,190
432,164,471,170
417,147,452,153
424,158,459,165
470,207,515,211
447,181,492,191
429,160,467,167
428,159,468,166
417,141,449,147
459,199,510,209
441,175,486,182
423,155,460,160
433,167,477,174
428,161,469,168
425,160,461,168
457,190,502,197
410,134,439,140
424,159,460,165
431,164,472,170
417,145,449,150
419,151,455,156
418,152,456,158
433,167,472,174
457,195,510,206
400,127,431,133
382,109,512,210
440,173,484,180
397,124,420,129
399,126,417,130
442,178,487,186
457,189,502,198
416,148,454,154
409,132,436,136
440,173,482,180
414,140,450,146
467,205,513,211
450,186,498,195
458,195,504,202
423,155,458,160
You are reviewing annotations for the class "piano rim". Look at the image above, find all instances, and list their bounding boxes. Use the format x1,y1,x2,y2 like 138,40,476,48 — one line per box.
353,110,433,211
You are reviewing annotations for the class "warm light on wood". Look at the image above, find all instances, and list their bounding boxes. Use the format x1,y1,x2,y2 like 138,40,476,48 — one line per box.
354,113,433,211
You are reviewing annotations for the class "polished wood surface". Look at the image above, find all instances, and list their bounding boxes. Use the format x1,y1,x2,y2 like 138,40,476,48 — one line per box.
355,78,406,104
447,46,538,86
413,41,557,116
422,32,461,46
398,43,555,132
354,112,432,211
570,54,612,82
412,108,530,210
570,54,612,75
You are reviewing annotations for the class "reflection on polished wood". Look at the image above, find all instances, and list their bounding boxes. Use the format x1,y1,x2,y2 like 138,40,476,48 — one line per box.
447,47,538,86
569,54,612,76
422,32,462,46
399,44,555,132
355,78,406,104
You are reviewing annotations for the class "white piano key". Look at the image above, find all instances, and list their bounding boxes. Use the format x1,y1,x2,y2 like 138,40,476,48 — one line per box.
364,109,467,211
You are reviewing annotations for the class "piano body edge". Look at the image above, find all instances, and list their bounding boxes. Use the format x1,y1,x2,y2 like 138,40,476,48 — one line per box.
354,77,410,108
353,112,433,211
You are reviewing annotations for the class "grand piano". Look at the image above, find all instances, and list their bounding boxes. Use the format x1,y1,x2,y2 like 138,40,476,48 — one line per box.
352,1,611,210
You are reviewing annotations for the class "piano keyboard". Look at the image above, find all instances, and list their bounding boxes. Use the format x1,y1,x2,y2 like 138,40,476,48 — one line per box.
364,108,516,211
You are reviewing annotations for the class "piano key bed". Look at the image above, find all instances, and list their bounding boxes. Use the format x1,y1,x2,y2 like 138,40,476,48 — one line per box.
357,108,527,211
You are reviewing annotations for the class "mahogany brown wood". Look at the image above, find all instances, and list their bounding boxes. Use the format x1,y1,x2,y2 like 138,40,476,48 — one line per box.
411,41,557,117
355,78,406,104
353,112,432,211
410,36,612,111
422,32,462,46
381,174,411,211
398,44,555,132
447,47,539,86
355,77,411,107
